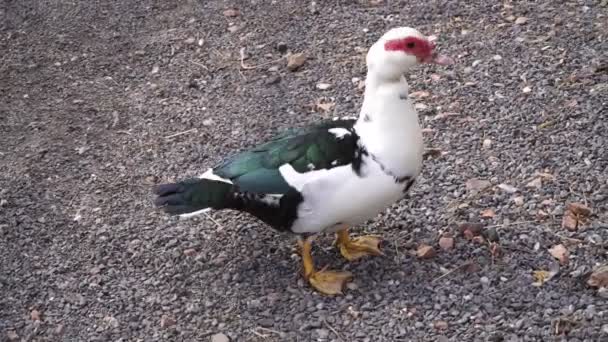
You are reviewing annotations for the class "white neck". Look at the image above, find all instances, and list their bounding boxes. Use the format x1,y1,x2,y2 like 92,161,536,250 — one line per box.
353,72,423,177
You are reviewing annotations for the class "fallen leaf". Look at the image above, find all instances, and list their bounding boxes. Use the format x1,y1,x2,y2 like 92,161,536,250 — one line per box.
532,269,556,287
432,112,459,120
513,196,525,206
423,148,443,159
315,98,335,113
55,324,64,335
561,213,578,231
541,199,554,206
459,222,483,239
286,53,306,71
103,315,119,328
526,177,542,189
316,83,332,90
357,79,365,91
7,331,18,341
160,315,176,328
466,178,491,193
537,209,549,218
587,264,608,288
489,242,502,258
535,172,555,180
438,236,454,251
416,244,436,259
549,244,569,265
498,183,518,193
433,320,448,330
553,317,579,336
480,209,496,218
414,103,428,110
222,8,240,17
410,90,430,98
464,260,481,273
183,248,197,256
567,202,592,217
31,309,41,321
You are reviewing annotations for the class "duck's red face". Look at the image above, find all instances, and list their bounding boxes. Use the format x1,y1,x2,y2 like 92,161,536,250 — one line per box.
384,36,453,65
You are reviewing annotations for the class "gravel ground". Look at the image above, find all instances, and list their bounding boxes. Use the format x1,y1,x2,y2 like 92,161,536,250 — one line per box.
1,0,607,341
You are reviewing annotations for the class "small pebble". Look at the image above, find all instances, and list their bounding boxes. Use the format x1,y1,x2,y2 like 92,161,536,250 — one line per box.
276,42,288,53
211,333,230,342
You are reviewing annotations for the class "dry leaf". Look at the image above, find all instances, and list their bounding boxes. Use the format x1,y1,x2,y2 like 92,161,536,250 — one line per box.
513,196,525,206
561,213,578,231
541,199,554,206
160,315,176,328
414,103,428,110
480,208,496,218
433,320,448,330
222,8,240,17
416,244,436,259
537,209,549,218
315,99,335,113
526,177,542,189
466,178,491,192
498,183,518,193
535,172,555,180
489,242,502,258
31,309,41,321
459,222,483,239
438,236,454,251
532,270,556,287
587,264,608,288
423,148,443,159
286,53,306,71
183,248,197,256
7,331,18,341
549,244,569,265
432,112,459,120
567,202,592,217
410,90,430,98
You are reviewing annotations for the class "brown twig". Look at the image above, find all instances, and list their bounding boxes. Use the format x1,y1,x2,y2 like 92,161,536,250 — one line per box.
190,60,209,71
164,128,198,139
323,319,344,342
432,262,469,283
239,47,285,70
203,212,225,231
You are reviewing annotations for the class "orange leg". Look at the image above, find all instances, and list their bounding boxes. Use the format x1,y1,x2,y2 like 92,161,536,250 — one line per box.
299,236,352,295
336,227,383,261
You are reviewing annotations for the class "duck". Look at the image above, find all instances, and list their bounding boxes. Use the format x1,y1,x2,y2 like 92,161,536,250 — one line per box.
153,26,453,295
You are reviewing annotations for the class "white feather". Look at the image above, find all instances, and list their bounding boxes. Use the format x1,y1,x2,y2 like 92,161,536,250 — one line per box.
199,168,232,184
179,208,212,219
328,128,351,139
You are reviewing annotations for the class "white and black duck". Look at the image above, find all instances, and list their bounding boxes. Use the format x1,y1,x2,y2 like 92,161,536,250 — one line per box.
153,27,453,295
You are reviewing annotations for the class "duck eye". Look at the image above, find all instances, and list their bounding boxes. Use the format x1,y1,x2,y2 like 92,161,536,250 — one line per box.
406,42,416,49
